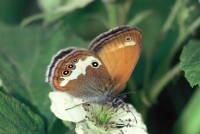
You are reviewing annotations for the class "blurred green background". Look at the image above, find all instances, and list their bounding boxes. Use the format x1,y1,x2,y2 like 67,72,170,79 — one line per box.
0,0,200,134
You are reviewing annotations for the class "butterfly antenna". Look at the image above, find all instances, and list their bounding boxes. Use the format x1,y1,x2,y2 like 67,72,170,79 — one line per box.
117,91,136,98
65,102,89,111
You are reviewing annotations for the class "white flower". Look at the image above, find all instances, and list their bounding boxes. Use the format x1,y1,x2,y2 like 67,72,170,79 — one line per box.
75,104,148,134
49,91,87,122
49,91,148,134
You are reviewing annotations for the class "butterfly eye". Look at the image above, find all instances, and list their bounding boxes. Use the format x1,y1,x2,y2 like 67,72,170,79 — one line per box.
67,64,75,70
125,36,132,42
91,61,99,68
62,70,71,76
73,59,78,63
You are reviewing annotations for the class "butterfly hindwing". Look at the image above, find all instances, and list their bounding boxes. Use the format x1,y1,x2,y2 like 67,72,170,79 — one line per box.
46,48,113,101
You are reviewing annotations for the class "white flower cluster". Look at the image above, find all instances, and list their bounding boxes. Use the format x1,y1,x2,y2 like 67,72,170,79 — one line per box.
49,91,148,134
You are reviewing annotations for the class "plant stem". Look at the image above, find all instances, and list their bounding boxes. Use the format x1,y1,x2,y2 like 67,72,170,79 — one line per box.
104,3,118,28
119,0,132,25
164,16,200,69
20,13,46,27
187,16,200,34
161,0,181,34
143,0,181,88
127,10,153,26
147,63,181,105
146,10,200,99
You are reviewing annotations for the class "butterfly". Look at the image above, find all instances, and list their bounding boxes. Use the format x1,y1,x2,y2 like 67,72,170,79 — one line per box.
46,26,142,105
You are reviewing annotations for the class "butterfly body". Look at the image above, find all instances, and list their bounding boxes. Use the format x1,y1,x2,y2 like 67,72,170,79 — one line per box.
46,26,142,104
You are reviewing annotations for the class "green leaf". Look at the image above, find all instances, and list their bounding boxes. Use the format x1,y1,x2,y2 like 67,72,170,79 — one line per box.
38,0,94,13
0,90,45,133
172,87,200,134
22,0,95,26
180,40,200,87
0,24,87,132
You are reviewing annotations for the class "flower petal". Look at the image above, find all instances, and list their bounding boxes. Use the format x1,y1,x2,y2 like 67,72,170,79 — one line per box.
49,91,87,122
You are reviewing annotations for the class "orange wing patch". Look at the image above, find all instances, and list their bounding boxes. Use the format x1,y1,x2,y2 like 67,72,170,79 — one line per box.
89,26,142,93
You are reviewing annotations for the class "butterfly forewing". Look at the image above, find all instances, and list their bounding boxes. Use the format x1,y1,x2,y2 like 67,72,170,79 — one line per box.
89,26,142,93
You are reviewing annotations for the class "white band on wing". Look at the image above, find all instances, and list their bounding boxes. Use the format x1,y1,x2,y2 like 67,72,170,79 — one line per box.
111,40,136,52
60,56,102,86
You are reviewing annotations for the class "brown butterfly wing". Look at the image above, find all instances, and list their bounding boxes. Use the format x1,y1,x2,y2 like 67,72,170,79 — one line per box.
46,48,113,101
89,26,142,93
